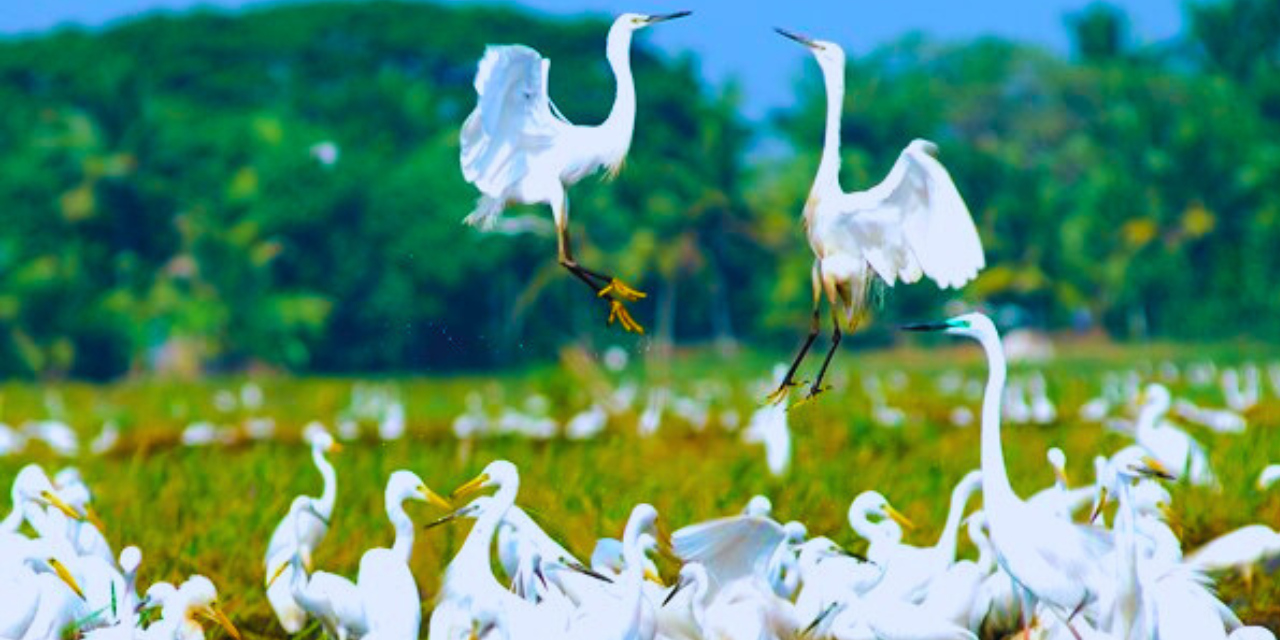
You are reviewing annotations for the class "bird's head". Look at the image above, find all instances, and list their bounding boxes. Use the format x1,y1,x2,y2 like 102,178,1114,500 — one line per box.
849,490,914,531
901,312,995,342
775,28,845,68
616,11,691,32
1047,447,1069,486
387,470,451,510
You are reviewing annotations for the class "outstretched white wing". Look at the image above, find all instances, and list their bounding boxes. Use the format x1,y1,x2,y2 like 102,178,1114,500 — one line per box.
831,139,985,289
460,45,568,198
672,515,785,595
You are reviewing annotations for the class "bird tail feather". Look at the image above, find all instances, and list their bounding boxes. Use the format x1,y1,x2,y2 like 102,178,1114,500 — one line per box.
463,196,505,231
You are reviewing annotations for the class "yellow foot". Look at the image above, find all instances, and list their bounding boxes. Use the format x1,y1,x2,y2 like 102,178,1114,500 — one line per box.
764,380,804,406
598,278,647,302
789,385,832,410
607,300,645,334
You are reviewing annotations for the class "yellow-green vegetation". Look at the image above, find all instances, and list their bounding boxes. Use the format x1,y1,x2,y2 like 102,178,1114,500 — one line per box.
1,343,1278,638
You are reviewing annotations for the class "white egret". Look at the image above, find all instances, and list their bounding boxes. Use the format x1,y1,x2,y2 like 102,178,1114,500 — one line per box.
356,470,449,640
740,397,791,477
1028,448,1095,520
1186,524,1280,589
565,503,659,640
1132,384,1216,486
767,29,984,403
459,11,692,334
265,428,341,633
1258,464,1280,490
429,460,560,640
265,498,367,640
903,313,1113,635
49,467,113,565
146,575,240,640
2,464,83,537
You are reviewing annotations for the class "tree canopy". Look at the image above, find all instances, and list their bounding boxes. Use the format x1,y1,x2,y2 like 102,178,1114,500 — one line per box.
0,0,1277,379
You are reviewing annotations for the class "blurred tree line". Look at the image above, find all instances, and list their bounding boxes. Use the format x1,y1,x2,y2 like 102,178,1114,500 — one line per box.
0,0,1276,379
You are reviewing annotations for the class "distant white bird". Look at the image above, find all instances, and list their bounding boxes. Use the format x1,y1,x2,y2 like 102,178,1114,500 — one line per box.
460,11,692,334
1258,464,1280,490
740,397,791,477
23,420,79,457
768,29,983,404
1133,384,1216,486
566,404,608,441
0,422,24,456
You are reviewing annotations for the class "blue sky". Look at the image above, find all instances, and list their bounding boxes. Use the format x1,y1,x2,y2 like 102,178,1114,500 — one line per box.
1,0,1184,117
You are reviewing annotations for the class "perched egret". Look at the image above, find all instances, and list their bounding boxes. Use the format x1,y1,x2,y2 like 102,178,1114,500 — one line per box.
265,428,340,633
904,313,1112,635
767,29,984,403
459,11,692,334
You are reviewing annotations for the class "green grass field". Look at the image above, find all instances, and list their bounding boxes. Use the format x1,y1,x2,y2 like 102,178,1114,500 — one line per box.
2,341,1279,638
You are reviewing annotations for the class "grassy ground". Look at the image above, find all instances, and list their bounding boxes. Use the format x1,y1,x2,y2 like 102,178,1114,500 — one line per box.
1,340,1278,638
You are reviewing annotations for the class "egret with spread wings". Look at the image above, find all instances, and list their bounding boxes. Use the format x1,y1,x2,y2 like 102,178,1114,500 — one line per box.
460,11,691,334
769,29,986,404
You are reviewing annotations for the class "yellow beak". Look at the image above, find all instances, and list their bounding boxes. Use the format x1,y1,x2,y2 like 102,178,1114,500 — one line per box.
200,605,241,640
1140,456,1176,481
1089,487,1109,524
40,491,83,521
49,558,86,600
327,441,343,453
417,485,452,510
885,505,915,531
643,568,664,586
84,504,107,533
449,473,490,500
1055,467,1071,488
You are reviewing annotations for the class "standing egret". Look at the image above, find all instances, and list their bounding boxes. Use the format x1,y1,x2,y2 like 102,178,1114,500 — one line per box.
265,497,368,640
265,428,340,633
459,11,692,334
767,29,984,403
903,313,1112,636
357,470,449,640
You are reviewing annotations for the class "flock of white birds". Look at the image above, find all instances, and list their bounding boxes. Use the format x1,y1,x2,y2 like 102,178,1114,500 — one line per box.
3,312,1278,640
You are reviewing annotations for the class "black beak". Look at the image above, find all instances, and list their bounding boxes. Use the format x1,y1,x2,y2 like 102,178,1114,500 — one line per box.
646,11,691,24
900,321,951,332
1138,467,1177,482
534,564,548,590
662,576,688,607
134,595,151,614
425,511,461,530
775,27,821,49
803,602,840,636
567,562,614,583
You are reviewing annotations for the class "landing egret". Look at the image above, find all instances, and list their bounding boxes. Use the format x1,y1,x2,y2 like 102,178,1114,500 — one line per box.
768,29,984,403
265,428,340,633
904,313,1112,636
459,11,692,334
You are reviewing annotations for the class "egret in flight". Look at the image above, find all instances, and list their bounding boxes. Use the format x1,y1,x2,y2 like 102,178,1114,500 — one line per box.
769,29,985,404
460,11,692,334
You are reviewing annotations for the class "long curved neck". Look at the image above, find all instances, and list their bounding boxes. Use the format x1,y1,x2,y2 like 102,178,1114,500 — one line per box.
813,61,845,195
386,493,414,562
978,331,1018,509
313,446,336,517
454,483,518,592
969,522,994,575
934,479,977,562
599,27,637,163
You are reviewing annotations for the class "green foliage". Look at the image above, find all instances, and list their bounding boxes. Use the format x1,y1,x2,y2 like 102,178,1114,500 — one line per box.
0,0,1278,378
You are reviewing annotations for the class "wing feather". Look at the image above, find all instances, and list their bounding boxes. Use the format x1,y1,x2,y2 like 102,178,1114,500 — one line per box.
832,140,984,289
672,516,785,595
460,45,565,198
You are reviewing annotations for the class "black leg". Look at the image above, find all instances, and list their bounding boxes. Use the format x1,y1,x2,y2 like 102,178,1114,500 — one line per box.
767,309,820,404
807,323,841,398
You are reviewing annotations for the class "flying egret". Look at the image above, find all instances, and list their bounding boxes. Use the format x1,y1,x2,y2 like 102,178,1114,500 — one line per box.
265,428,340,633
903,313,1113,636
459,11,692,334
767,28,984,403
